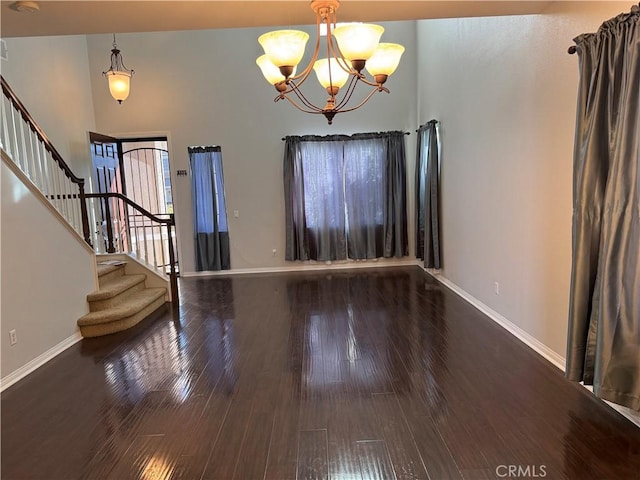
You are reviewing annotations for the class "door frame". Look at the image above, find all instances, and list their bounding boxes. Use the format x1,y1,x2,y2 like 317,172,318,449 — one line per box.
86,130,184,275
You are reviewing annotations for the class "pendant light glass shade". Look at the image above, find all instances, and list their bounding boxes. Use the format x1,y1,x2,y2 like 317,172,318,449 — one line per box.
105,71,132,103
102,35,134,104
332,23,384,61
256,55,296,84
258,30,310,67
313,58,350,89
365,43,405,76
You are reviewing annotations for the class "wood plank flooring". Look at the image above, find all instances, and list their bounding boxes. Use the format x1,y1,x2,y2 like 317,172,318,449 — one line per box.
2,267,640,479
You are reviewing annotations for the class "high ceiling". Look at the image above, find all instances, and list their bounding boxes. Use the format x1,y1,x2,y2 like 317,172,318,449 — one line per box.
1,1,555,38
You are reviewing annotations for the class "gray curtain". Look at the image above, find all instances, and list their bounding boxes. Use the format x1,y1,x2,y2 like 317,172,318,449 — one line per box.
284,132,407,261
566,5,640,411
189,146,231,271
415,120,441,269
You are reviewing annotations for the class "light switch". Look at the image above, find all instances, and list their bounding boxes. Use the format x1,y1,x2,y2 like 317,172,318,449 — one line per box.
233,210,239,218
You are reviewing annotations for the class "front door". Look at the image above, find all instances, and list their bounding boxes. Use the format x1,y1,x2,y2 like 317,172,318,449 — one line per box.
89,131,126,252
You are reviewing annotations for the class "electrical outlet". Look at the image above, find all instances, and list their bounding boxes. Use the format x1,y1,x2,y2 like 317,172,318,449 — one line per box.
9,329,17,345
272,249,277,256
494,282,500,295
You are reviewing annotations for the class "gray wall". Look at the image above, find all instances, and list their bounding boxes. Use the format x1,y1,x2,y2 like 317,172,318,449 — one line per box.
85,22,418,274
415,2,632,357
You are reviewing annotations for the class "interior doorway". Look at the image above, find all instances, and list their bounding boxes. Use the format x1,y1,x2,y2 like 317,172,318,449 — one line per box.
88,133,176,273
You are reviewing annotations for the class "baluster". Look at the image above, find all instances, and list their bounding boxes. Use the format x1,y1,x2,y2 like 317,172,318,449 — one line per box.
90,197,101,253
114,197,123,253
9,102,21,169
130,215,136,258
72,182,81,235
61,172,70,222
160,222,167,275
43,147,53,205
54,167,66,218
149,222,158,271
39,142,51,198
62,176,70,224
1,96,8,152
18,117,32,180
87,196,98,249
27,128,42,190
49,152,61,211
103,196,115,253
69,178,80,232
142,221,149,265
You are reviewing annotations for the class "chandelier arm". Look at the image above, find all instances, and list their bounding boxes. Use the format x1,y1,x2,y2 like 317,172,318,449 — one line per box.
280,94,327,115
356,75,383,88
284,80,325,112
333,74,360,110
334,84,389,114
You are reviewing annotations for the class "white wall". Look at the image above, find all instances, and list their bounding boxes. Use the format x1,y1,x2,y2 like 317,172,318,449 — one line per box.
416,2,632,357
1,35,96,180
85,22,417,274
1,35,98,383
1,161,95,380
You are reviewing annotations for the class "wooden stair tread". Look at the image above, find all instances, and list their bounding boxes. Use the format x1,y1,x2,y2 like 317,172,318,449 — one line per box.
78,288,166,326
88,274,146,301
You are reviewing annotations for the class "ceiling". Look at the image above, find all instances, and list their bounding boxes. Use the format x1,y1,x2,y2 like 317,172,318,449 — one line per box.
1,1,555,38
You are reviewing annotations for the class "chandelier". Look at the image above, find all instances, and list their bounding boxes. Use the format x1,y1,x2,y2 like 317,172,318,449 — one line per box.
103,35,134,104
256,0,404,124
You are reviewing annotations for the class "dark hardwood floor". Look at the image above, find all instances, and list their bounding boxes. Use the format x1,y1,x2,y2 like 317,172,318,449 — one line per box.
2,267,640,480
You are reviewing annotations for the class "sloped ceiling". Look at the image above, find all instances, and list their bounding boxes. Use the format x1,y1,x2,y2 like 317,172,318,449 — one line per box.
1,1,555,37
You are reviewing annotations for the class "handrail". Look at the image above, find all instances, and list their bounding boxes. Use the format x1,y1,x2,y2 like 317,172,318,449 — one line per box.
1,75,91,245
85,192,174,224
1,76,84,184
1,75,178,303
86,192,179,304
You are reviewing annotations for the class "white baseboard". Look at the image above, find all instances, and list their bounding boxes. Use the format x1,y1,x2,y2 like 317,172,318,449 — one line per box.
425,269,640,429
425,269,566,371
182,258,422,278
0,332,83,392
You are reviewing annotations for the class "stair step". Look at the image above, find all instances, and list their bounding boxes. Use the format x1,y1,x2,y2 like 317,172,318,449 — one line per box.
88,274,146,302
97,262,125,277
78,288,166,337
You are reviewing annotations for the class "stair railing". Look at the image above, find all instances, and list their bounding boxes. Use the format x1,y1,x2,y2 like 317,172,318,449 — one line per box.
1,75,178,303
86,192,179,303
1,76,91,244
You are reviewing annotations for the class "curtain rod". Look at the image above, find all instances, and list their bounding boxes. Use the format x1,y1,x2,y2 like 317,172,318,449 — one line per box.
568,3,639,54
416,119,438,132
281,131,410,141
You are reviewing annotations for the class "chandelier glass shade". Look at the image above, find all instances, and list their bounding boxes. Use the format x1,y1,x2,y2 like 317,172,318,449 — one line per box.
256,0,404,124
103,35,134,104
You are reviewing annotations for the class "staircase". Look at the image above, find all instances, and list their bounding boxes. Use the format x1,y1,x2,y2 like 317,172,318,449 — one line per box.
2,75,178,339
77,262,167,338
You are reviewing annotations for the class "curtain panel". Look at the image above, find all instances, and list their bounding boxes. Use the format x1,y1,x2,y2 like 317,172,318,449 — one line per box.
189,146,231,271
566,5,640,411
284,131,408,262
415,120,441,269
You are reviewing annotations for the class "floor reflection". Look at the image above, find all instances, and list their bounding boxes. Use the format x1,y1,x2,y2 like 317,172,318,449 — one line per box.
285,270,451,420
4,267,639,480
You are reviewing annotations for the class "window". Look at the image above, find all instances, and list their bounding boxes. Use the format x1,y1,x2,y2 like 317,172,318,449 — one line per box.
284,131,408,262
